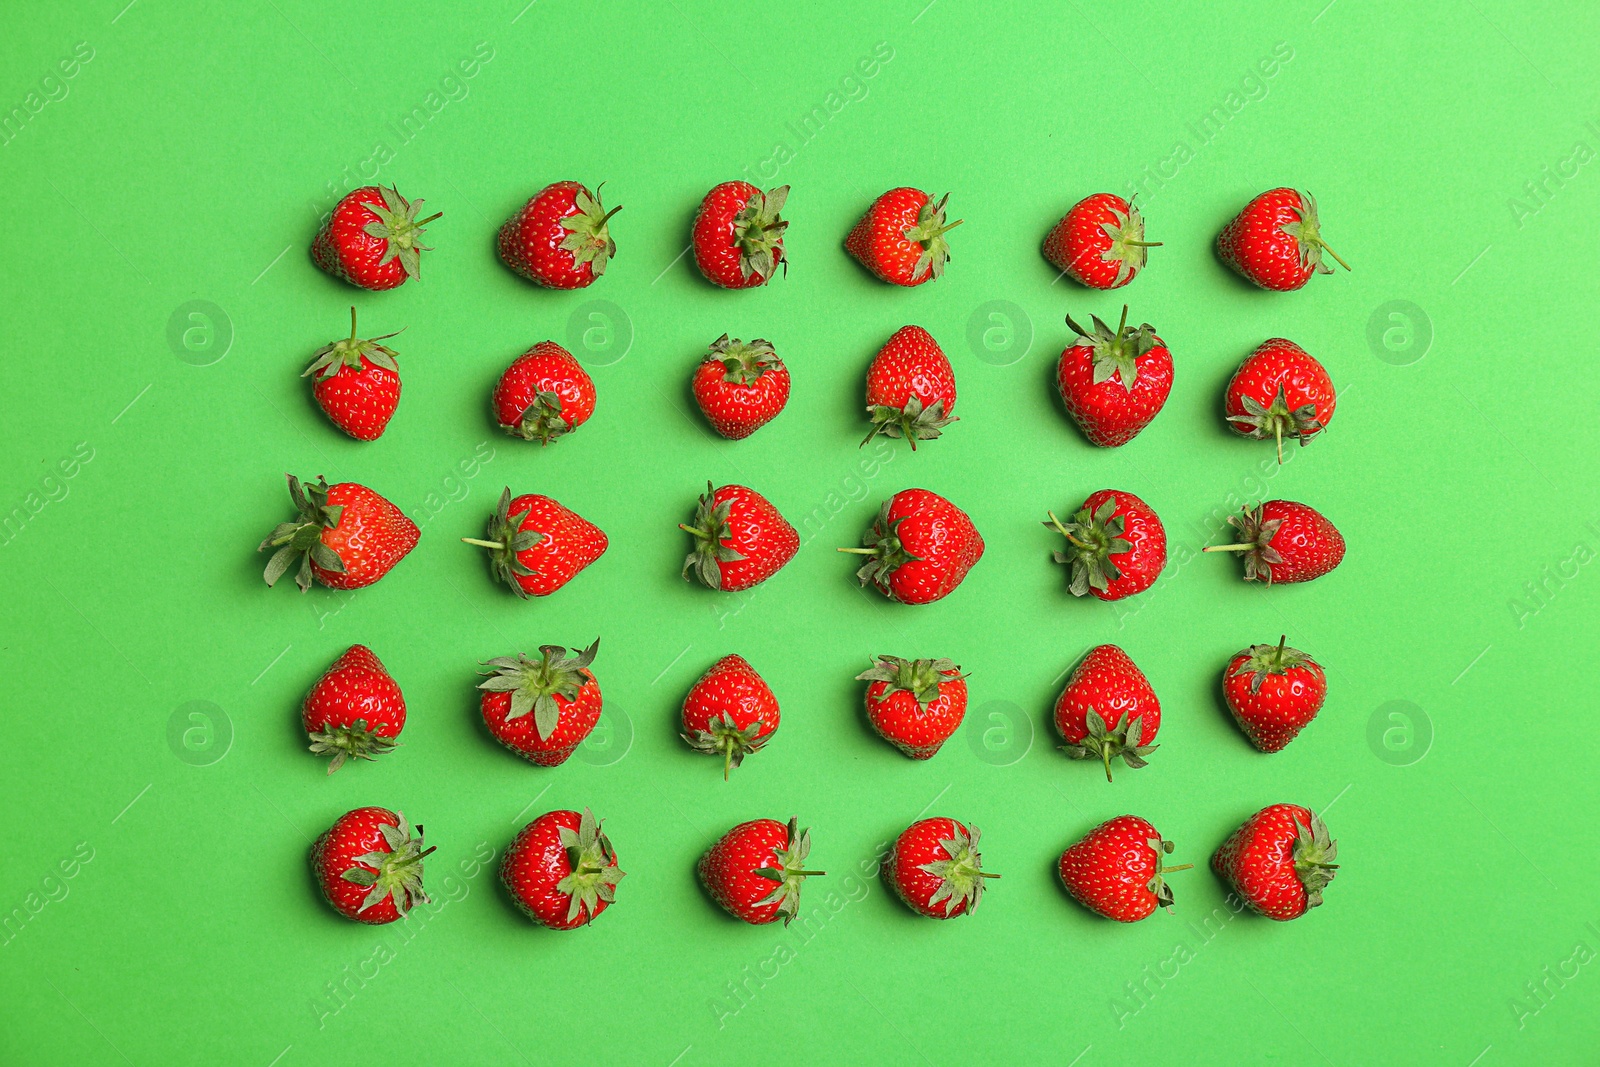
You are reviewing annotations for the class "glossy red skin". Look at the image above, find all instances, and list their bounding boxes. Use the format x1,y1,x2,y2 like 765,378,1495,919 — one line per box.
864,669,967,760
1043,193,1141,290
845,187,937,286
501,810,613,928
313,354,400,441
498,181,602,290
699,819,797,924
692,357,791,440
1223,649,1327,752
704,485,800,592
866,325,957,416
1057,333,1173,447
312,187,413,291
1217,188,1316,291
502,494,608,596
693,181,782,289
1224,339,1336,441
302,645,406,740
1054,645,1159,747
481,670,602,767
1251,500,1345,584
889,818,976,918
493,342,597,438
1212,803,1318,920
681,654,780,744
870,489,985,605
1058,814,1167,923
309,483,420,590
1079,489,1165,601
312,807,409,924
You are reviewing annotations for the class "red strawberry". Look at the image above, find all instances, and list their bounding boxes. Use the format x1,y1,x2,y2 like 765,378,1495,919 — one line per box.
1223,637,1327,752
845,187,962,286
1054,644,1159,781
887,818,997,919
312,185,440,291
259,474,419,592
1056,306,1173,447
862,325,958,449
1224,338,1336,464
461,487,607,598
698,817,823,925
1057,815,1191,922
691,335,791,440
857,655,967,760
1217,188,1350,291
302,308,402,441
843,488,985,605
501,808,623,929
1204,500,1345,584
302,645,405,773
478,639,602,767
1042,193,1160,290
680,482,799,592
692,181,787,289
680,654,781,779
312,807,433,924
497,181,619,289
1212,804,1338,920
1044,489,1165,601
492,341,597,445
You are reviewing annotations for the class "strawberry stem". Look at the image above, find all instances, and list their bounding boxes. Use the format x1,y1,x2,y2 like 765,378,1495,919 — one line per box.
837,547,876,555
1320,240,1351,272
461,537,504,550
1125,240,1163,247
1203,544,1254,553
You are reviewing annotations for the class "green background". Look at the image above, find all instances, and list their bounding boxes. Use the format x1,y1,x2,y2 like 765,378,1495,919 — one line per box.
3,0,1596,1063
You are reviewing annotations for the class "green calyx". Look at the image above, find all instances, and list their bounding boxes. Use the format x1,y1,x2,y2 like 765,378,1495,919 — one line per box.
1227,383,1324,465
555,807,625,925
360,185,441,280
706,334,781,386
308,718,398,774
1100,202,1161,287
477,639,600,741
682,712,772,780
732,185,788,282
339,812,435,917
862,394,957,450
1203,504,1284,583
558,184,621,277
751,817,825,926
841,500,920,591
1043,496,1131,597
904,193,963,282
461,487,546,599
259,474,348,593
1143,833,1192,912
1231,635,1314,694
1064,305,1157,392
917,823,999,916
680,482,745,590
1063,708,1157,782
507,389,571,445
303,307,401,382
1282,190,1350,276
1291,812,1339,908
855,654,964,711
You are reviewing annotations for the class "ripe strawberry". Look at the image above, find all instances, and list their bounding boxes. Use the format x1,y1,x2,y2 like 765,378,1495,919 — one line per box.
1042,193,1161,289
1056,306,1173,447
843,488,984,605
680,482,799,592
259,474,419,592
698,817,823,925
1212,804,1338,920
1054,644,1159,781
501,808,623,928
302,308,402,441
492,341,597,445
1057,815,1191,922
1205,500,1345,584
845,187,962,286
1217,188,1350,291
887,818,997,919
478,639,602,767
312,807,433,924
680,654,781,779
692,182,788,288
1044,489,1165,601
461,487,607,598
302,645,405,773
1224,338,1336,464
862,325,958,449
691,335,791,440
857,655,967,759
497,181,619,289
312,185,439,291
1223,637,1327,752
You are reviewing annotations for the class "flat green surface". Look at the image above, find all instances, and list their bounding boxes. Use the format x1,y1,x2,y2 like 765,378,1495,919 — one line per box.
3,1,1598,1063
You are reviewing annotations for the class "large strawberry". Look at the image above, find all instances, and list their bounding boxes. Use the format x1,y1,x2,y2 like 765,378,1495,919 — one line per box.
680,654,780,779
312,807,433,924
887,818,997,919
461,487,607,598
1056,306,1173,447
698,817,823,925
843,488,984,605
1042,193,1160,290
501,808,623,928
498,181,619,289
303,308,402,441
680,482,799,592
691,335,790,440
1223,637,1327,752
862,325,958,449
1057,815,1191,923
478,640,602,767
1224,338,1336,464
259,474,419,592
1054,644,1159,781
1205,500,1345,584
1213,804,1338,920
492,341,597,445
312,185,440,291
845,187,962,286
1044,489,1165,601
692,182,787,288
857,655,967,759
302,645,406,773
1216,188,1349,291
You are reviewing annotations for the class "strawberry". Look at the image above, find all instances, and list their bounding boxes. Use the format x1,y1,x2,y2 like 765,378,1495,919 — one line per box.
302,645,405,773
698,817,823,925
862,325,958,449
887,818,997,919
312,185,440,291
312,807,433,924
692,182,788,288
1042,193,1160,290
680,654,781,779
857,655,967,760
845,187,962,286
680,482,799,592
1056,306,1173,447
1204,500,1345,584
1212,804,1338,920
1223,637,1327,752
461,487,607,598
302,308,402,441
477,639,602,767
1057,815,1191,923
842,488,984,605
259,474,419,592
497,181,619,289
1044,489,1165,601
501,808,623,928
1054,644,1159,781
1224,338,1336,464
1216,188,1350,291
492,341,597,445
691,335,791,440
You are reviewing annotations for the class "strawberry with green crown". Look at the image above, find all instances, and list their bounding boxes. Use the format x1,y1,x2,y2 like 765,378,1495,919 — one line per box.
1213,804,1338,920
313,185,440,291
693,182,788,288
699,817,824,925
498,181,619,289
1217,188,1350,291
887,818,998,919
845,187,962,286
478,639,603,767
303,308,402,441
501,808,624,928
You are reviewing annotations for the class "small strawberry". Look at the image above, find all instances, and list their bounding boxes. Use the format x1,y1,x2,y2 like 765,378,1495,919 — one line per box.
1204,500,1345,584
1057,815,1191,923
492,341,597,445
1223,637,1327,752
1212,804,1338,920
1044,489,1165,601
692,181,788,288
680,482,799,592
312,185,440,291
862,325,958,449
1042,193,1161,290
501,808,624,928
478,639,602,767
698,817,823,925
259,474,419,592
1217,188,1350,291
497,181,619,289
302,645,405,773
680,654,781,779
461,487,608,598
842,488,985,605
1054,644,1159,781
857,655,967,759
887,818,998,919
1224,338,1336,464
1056,306,1173,447
691,335,791,440
845,187,962,286
312,807,433,924
302,308,402,441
